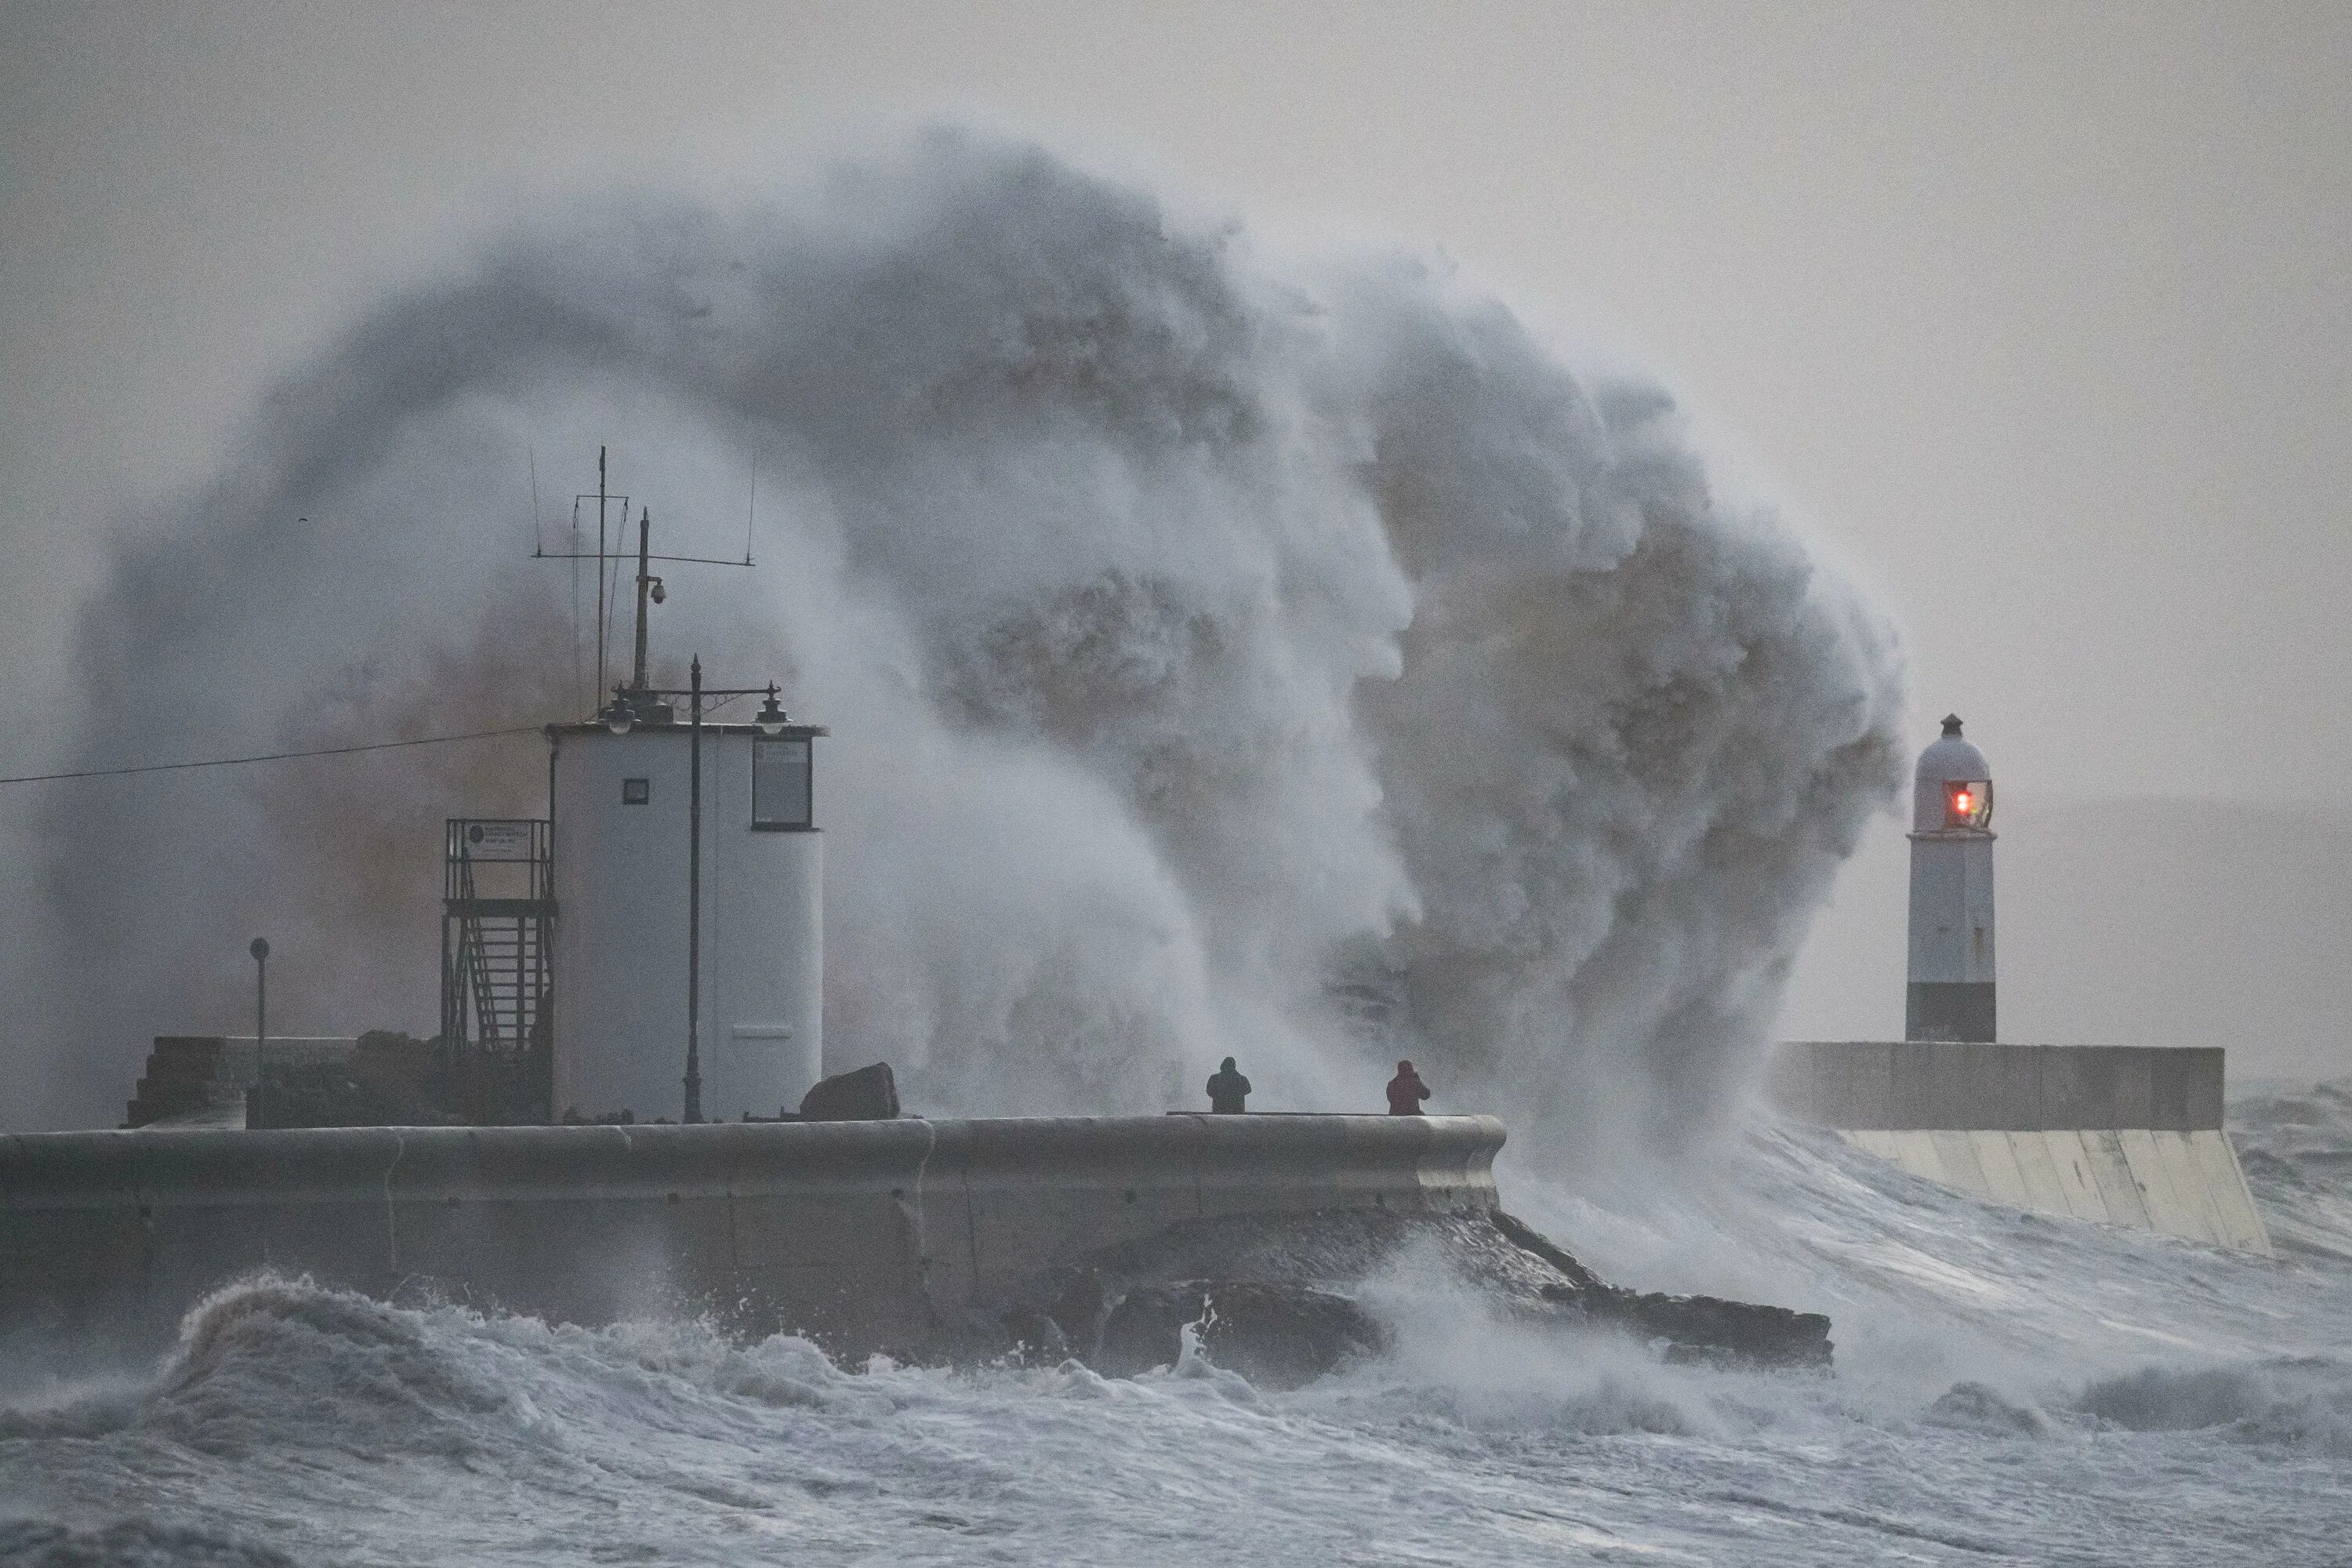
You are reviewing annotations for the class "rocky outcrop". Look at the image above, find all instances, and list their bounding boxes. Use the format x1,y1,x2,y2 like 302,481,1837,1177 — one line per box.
985,1207,1831,1385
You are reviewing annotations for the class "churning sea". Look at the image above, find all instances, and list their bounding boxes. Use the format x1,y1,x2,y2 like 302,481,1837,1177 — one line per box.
7,1083,2352,1566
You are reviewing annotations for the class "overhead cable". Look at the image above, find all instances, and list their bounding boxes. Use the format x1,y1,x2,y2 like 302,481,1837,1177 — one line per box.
0,724,547,787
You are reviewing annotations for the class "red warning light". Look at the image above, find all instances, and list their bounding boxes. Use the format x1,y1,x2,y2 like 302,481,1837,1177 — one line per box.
1951,789,1973,815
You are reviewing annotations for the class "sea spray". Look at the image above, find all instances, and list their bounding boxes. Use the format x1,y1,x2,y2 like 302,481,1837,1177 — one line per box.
27,130,1903,1164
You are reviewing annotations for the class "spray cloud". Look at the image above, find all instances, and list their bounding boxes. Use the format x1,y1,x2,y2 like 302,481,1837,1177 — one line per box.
26,130,1904,1167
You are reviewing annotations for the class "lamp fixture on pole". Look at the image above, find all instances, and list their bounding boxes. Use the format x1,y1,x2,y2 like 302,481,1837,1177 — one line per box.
756,685,788,737
613,664,802,1125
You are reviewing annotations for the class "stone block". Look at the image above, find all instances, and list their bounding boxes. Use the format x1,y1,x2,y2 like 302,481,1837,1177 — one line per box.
799,1062,901,1122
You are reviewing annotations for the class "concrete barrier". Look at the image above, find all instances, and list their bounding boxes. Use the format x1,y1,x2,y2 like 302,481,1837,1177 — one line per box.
1778,1041,2270,1255
1768,1043,2226,1131
1824,1126,2269,1256
0,1114,1503,1354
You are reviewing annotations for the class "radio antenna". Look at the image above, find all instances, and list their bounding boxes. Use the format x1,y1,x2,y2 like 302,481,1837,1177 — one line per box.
532,449,755,709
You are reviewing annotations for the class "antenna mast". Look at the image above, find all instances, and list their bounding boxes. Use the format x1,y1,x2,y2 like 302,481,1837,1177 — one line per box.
594,447,610,701
531,448,752,715
631,507,654,693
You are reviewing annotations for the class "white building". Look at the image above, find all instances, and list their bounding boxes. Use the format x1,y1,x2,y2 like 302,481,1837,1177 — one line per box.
548,699,824,1121
1906,713,1995,1041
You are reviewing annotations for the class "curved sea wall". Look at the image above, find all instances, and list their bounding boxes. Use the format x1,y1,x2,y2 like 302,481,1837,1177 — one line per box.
0,1114,1501,1354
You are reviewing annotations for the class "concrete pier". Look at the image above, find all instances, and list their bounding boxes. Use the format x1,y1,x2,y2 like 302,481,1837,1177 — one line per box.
0,1114,1502,1354
1767,1043,2270,1254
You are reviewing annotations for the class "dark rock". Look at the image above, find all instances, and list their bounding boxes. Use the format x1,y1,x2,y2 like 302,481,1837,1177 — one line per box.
1490,1208,1603,1291
1555,1283,1835,1369
1045,1272,1111,1352
999,1305,1072,1367
799,1062,900,1122
1091,1280,1385,1386
975,1206,1831,1382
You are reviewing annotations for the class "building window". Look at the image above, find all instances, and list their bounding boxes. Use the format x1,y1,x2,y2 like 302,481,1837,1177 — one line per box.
622,777,651,805
752,736,811,829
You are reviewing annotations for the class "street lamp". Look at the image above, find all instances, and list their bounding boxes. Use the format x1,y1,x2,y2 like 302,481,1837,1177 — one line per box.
686,657,703,1123
249,937,270,1054
623,657,797,1124
755,685,788,737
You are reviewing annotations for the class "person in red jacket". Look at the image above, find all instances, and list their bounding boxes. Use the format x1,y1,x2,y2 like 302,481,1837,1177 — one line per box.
1385,1059,1430,1116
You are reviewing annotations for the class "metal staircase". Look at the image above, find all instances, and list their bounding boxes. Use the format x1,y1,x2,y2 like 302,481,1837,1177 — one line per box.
441,818,554,1121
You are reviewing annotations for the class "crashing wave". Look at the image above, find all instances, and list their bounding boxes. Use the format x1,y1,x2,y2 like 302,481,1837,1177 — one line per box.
29,130,1902,1171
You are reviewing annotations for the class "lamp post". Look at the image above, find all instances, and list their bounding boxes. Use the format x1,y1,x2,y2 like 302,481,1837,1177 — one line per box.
606,668,791,1124
684,657,702,1124
249,937,270,1055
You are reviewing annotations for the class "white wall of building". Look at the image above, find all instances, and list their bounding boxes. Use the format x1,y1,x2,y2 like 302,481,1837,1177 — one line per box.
550,724,822,1121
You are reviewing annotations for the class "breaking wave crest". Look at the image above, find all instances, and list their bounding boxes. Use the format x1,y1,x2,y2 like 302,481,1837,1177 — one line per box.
30,129,1902,1166
2073,1359,2352,1455
0,1519,299,1568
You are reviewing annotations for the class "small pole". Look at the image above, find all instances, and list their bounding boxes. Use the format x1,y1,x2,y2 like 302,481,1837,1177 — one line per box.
250,937,270,1056
683,656,704,1125
631,506,653,693
594,446,608,701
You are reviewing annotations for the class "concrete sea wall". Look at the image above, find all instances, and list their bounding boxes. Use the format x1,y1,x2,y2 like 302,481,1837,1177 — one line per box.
1766,1042,2269,1255
1832,1126,2269,1254
0,1114,1502,1353
1767,1042,2226,1131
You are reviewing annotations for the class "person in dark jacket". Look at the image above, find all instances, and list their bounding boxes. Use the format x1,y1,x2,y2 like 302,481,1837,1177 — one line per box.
1385,1059,1430,1116
1206,1056,1250,1114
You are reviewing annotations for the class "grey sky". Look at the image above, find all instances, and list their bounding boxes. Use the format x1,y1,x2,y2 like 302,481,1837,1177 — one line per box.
2,2,2346,1073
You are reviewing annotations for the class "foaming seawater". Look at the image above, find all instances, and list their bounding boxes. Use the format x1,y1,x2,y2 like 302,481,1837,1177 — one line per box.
9,1088,2352,1564
2073,1359,2352,1455
0,1518,301,1566
2227,1078,2352,1264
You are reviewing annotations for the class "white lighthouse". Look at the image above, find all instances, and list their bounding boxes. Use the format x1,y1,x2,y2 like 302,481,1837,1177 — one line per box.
549,688,826,1122
1906,713,1995,1042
